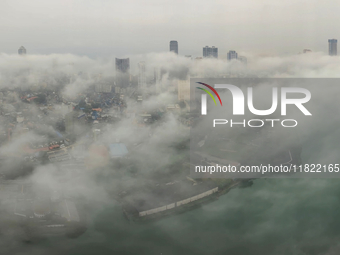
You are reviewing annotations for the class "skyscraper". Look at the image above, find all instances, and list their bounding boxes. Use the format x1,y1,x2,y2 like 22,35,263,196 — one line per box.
170,41,178,54
203,46,218,58
328,39,337,56
115,58,130,73
138,62,146,90
115,58,130,87
18,46,26,55
227,50,238,61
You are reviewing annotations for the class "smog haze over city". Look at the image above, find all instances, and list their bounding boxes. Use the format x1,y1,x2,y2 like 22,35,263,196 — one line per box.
1,1,340,255
1,0,340,56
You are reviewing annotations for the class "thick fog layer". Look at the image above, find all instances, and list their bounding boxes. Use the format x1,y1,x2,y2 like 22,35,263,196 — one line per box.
1,51,340,254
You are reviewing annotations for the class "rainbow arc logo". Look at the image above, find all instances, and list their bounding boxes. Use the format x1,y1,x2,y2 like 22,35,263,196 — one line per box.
196,82,222,106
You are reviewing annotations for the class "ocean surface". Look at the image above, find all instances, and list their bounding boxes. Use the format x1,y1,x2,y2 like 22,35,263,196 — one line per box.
4,176,340,255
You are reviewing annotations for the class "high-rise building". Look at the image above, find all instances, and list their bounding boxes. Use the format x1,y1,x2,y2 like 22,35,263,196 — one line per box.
18,46,26,55
115,58,130,87
203,46,218,58
328,39,337,56
115,58,130,73
170,41,178,54
227,50,238,61
203,46,208,58
138,62,146,90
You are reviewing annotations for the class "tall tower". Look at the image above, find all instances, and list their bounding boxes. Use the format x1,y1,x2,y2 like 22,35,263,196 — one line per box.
115,58,130,73
211,46,218,58
203,46,218,58
18,46,26,55
115,58,130,88
170,41,178,54
328,39,337,56
138,62,146,90
203,46,208,57
227,50,238,61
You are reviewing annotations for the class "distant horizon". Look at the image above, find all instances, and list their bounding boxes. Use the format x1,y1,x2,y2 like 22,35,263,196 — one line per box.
0,45,334,59
1,0,339,58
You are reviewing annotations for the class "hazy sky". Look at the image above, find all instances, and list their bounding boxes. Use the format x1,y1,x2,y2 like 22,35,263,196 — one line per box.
1,0,340,57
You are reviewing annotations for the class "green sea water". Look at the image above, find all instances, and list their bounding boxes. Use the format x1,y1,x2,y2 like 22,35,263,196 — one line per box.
5,125,340,255
6,177,340,255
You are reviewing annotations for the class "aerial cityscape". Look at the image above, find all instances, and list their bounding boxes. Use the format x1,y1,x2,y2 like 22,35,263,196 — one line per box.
2,0,340,255
0,37,338,251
